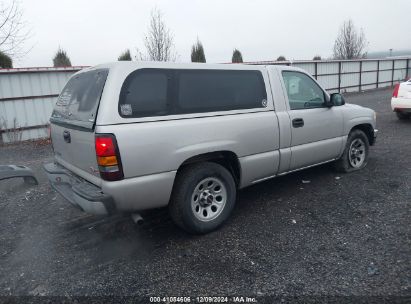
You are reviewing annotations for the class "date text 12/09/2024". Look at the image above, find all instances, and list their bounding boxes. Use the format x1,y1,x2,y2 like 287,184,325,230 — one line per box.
149,296,257,303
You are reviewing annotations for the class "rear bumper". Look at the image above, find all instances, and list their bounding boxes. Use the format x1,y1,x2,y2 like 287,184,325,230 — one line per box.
391,97,411,112
43,162,115,215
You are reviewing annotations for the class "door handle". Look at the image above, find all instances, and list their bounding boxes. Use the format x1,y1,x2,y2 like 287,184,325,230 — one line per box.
292,118,304,128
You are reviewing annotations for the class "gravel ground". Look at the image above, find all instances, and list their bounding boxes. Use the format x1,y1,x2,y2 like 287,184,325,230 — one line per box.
0,88,410,302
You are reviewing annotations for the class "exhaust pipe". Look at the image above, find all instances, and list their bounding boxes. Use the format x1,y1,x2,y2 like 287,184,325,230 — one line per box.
131,213,144,225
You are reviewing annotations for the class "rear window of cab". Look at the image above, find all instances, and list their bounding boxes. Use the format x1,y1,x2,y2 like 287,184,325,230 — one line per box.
118,68,267,118
51,69,108,129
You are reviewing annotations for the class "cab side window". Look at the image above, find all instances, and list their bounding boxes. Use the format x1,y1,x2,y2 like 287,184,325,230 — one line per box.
118,68,267,118
282,71,326,110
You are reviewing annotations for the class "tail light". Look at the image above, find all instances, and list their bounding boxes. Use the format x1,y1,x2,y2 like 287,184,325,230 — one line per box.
95,134,124,181
392,84,400,98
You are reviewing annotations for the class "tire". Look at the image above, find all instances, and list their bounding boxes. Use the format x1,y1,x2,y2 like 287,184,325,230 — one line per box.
334,129,369,173
396,112,410,120
169,162,236,234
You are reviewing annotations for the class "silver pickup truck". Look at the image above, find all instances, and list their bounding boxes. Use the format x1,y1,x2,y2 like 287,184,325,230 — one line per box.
44,62,377,234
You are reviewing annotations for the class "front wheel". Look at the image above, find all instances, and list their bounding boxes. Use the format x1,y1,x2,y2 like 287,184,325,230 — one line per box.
334,129,369,173
169,162,236,234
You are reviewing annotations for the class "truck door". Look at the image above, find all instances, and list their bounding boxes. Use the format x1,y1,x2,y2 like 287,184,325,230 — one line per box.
281,70,344,171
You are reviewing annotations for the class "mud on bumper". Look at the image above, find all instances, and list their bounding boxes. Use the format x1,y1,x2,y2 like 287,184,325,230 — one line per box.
43,162,115,215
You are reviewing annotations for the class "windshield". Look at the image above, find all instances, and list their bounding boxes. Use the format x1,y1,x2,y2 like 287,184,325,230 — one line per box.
51,68,108,129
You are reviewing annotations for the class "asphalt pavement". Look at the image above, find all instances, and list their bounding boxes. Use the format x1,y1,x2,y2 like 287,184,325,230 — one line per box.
0,88,410,302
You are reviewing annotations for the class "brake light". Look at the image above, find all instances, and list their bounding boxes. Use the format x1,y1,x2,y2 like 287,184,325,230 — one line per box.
95,137,116,156
95,134,123,181
392,84,400,98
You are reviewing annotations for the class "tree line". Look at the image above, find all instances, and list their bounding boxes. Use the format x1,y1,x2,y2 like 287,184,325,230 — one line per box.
0,3,368,68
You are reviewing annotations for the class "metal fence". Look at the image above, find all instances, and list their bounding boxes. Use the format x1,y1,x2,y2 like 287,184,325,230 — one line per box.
248,57,410,93
0,67,85,143
0,58,410,143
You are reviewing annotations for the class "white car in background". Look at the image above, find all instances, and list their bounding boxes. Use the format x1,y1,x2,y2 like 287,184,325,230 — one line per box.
391,79,411,120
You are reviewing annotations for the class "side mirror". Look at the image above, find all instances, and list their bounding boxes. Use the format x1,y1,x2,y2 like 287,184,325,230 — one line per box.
329,93,345,106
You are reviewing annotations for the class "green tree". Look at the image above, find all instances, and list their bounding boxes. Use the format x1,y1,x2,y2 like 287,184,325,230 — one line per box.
0,51,12,68
191,39,206,63
53,48,72,67
313,55,322,60
118,49,132,61
232,49,243,63
276,55,286,61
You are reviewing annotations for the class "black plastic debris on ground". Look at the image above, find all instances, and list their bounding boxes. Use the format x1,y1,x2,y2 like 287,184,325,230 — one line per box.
0,165,38,185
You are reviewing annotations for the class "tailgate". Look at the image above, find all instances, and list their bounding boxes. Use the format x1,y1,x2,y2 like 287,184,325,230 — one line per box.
51,123,101,183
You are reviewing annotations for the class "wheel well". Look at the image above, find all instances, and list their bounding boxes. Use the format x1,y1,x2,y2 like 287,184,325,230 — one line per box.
351,124,374,145
179,151,241,186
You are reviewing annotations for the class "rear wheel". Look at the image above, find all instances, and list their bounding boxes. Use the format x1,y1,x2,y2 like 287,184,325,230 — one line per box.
334,129,369,173
396,112,410,120
169,162,236,234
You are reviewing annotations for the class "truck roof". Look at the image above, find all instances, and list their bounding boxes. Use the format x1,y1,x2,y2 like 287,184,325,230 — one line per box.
82,61,294,73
